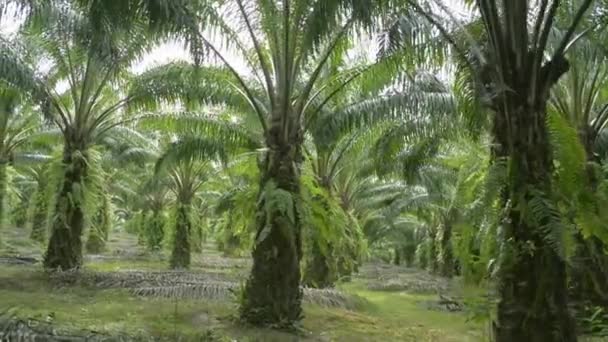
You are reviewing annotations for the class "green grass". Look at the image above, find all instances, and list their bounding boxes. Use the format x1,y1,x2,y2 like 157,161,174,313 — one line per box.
0,230,486,341
0,263,485,341
0,265,231,338
309,281,485,342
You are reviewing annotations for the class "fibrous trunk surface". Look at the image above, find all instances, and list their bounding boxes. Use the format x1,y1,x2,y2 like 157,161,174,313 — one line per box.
170,204,191,269
494,104,576,342
44,148,88,270
240,130,303,328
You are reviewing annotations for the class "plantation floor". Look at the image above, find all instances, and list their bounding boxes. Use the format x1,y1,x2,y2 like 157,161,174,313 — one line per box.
0,227,484,341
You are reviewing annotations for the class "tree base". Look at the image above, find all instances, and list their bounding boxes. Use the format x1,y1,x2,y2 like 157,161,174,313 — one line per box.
240,225,303,328
44,226,83,270
170,205,191,269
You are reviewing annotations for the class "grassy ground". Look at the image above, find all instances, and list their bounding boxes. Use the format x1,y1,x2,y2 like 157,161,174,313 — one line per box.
0,227,485,341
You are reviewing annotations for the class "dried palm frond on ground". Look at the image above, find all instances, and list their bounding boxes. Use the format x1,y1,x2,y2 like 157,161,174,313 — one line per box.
356,263,450,294
131,282,237,301
366,276,449,293
199,256,250,270
0,256,38,265
302,288,365,310
130,282,363,310
46,269,362,310
48,270,239,288
0,311,133,342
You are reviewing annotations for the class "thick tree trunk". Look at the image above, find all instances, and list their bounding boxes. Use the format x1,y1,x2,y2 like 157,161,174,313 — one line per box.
29,180,48,243
240,129,303,328
137,210,148,246
170,203,191,269
85,225,105,253
570,234,608,305
568,135,608,305
44,148,88,270
303,242,333,288
85,195,110,254
0,161,6,230
427,228,438,273
191,222,203,253
145,209,165,251
437,222,454,277
393,247,401,265
494,105,576,341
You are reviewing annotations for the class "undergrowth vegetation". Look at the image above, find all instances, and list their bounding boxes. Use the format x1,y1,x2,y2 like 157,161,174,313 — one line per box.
1,0,608,341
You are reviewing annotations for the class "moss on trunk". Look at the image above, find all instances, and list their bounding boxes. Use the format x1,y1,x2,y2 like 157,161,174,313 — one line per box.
303,242,334,288
29,181,48,243
493,103,576,341
240,130,303,328
145,209,165,251
0,161,6,232
86,194,111,254
170,204,191,269
44,148,88,270
191,219,203,254
437,222,454,278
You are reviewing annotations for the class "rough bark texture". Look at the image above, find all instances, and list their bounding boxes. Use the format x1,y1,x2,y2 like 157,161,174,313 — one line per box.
240,126,303,328
44,148,88,270
170,204,191,269
493,103,576,341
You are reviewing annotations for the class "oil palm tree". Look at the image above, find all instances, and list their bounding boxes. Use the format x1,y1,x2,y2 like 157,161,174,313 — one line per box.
398,0,595,339
127,0,396,321
0,1,206,269
548,29,608,308
164,159,208,269
0,87,39,229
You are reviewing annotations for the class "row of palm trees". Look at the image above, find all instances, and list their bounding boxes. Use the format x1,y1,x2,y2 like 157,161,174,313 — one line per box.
2,0,608,340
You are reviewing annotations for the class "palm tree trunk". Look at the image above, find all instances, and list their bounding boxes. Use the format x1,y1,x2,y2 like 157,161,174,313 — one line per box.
137,210,148,246
303,241,333,288
0,161,6,230
438,222,454,277
29,179,48,242
427,228,438,273
566,133,608,306
240,131,303,328
85,195,110,254
145,209,165,251
170,203,191,269
44,148,88,270
494,106,576,341
393,247,401,265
